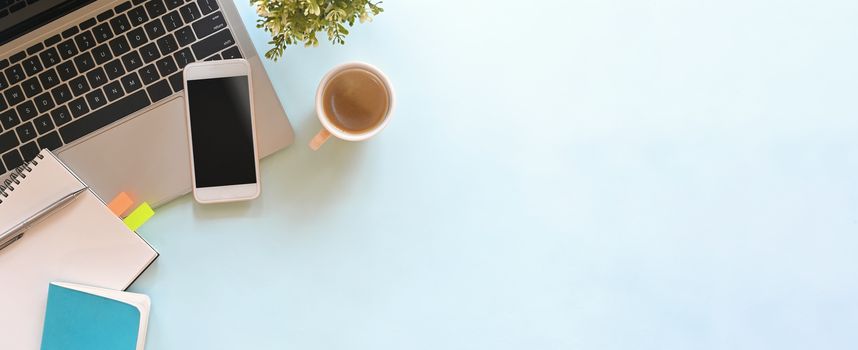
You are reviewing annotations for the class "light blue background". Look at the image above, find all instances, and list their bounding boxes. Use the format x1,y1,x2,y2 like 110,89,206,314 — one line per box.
130,0,858,349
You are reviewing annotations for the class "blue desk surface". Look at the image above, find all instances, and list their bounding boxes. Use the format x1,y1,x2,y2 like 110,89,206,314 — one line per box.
130,0,858,348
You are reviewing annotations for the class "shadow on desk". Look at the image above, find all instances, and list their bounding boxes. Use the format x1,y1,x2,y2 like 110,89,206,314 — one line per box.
191,110,367,223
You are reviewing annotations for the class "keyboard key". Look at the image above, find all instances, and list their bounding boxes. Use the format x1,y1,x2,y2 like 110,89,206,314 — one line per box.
204,53,220,61
139,64,159,84
60,89,149,143
22,77,42,98
16,101,37,121
34,92,54,113
8,1,23,12
115,1,132,13
57,39,78,59
26,42,44,55
73,51,95,73
127,27,148,48
120,71,143,92
196,0,217,15
5,64,26,84
51,105,73,126
0,74,8,90
191,29,234,62
145,0,166,18
39,47,61,67
0,110,19,130
162,11,183,31
110,14,132,35
140,42,161,63
86,67,108,88
0,95,6,111
128,6,148,26
38,68,60,89
174,26,195,47
74,31,96,51
61,26,79,39
109,35,131,56
157,35,178,55
121,51,144,71
9,0,25,13
33,114,54,133
104,81,125,101
105,59,125,80
155,56,177,77
192,11,226,39
16,121,37,141
79,18,97,30
164,0,181,10
37,131,62,150
133,0,146,5
56,61,77,81
96,9,114,22
168,72,183,92
85,89,107,109
144,18,166,39
93,43,113,64
4,86,24,105
179,2,200,23
146,79,171,102
44,34,62,47
2,149,24,169
10,51,26,63
20,141,40,160
22,57,43,76
0,59,7,70
93,23,114,43
0,129,19,154
173,47,194,68
68,97,89,117
221,46,241,59
51,84,73,105
70,76,90,96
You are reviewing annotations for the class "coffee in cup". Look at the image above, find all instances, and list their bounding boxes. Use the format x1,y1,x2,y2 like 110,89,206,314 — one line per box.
310,62,394,150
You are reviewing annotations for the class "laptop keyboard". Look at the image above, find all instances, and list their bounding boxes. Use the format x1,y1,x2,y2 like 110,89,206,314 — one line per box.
1,0,30,19
0,0,243,173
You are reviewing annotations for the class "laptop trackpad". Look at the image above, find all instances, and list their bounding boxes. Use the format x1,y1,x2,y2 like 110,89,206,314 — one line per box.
57,98,192,208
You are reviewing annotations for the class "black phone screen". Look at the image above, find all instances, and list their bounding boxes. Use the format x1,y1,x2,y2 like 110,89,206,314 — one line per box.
186,76,257,188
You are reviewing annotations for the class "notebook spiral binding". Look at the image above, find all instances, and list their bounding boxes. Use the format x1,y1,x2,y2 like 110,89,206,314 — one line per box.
0,154,46,205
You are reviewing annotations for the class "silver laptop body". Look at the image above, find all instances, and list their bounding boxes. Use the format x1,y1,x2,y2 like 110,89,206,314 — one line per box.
0,0,293,207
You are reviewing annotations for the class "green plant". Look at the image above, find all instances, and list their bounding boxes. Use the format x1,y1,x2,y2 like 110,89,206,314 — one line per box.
251,0,384,61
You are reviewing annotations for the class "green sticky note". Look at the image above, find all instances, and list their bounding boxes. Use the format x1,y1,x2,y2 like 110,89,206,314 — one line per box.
123,202,154,231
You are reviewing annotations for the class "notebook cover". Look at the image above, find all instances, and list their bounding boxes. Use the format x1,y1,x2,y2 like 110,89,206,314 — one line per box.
40,284,141,350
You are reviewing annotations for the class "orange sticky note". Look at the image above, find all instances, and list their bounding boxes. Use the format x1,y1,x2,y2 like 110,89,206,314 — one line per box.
107,192,134,217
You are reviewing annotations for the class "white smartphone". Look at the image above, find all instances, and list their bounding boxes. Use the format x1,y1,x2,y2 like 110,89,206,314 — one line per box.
183,59,260,203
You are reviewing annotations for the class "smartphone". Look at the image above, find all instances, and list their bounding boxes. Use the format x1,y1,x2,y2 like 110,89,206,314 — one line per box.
183,59,260,203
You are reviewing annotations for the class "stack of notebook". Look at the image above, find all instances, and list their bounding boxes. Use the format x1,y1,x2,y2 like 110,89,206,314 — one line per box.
0,150,158,349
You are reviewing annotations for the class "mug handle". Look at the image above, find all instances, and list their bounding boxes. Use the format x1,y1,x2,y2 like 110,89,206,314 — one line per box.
309,129,331,150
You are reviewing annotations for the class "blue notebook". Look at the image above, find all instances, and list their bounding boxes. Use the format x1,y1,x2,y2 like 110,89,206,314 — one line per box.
40,282,150,350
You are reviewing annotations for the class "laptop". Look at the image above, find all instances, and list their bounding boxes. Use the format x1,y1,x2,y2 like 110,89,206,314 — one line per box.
0,0,294,207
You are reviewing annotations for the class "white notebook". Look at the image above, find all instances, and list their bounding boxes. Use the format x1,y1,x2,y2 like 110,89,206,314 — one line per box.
0,150,158,349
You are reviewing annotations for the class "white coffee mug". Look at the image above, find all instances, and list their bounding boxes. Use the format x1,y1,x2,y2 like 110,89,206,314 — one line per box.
309,62,395,150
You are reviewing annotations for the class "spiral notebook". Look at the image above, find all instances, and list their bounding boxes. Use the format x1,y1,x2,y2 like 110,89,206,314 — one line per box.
0,150,158,349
